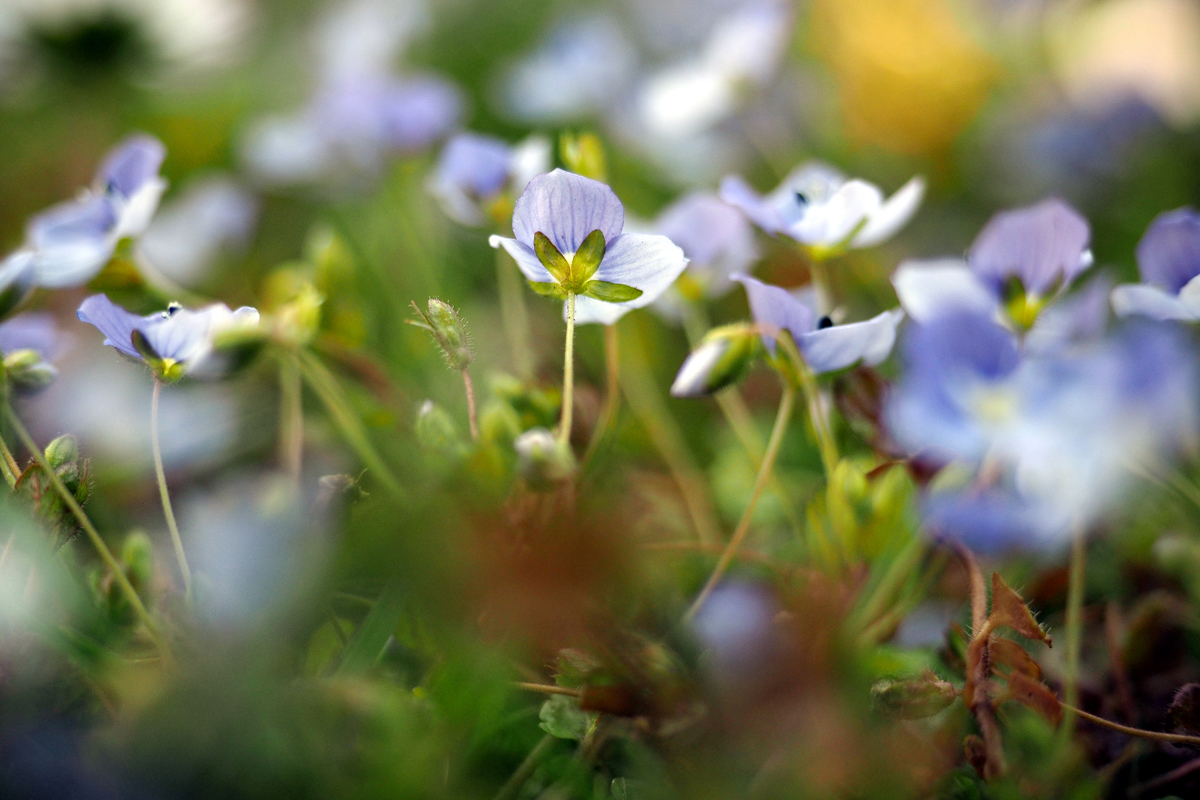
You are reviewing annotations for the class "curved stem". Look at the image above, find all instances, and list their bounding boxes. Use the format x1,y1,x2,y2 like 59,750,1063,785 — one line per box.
279,355,303,482
492,734,556,800
152,381,192,603
685,383,795,623
1064,703,1200,748
462,368,479,441
559,292,576,446
1060,527,1087,738
133,248,210,307
582,323,620,466
4,403,168,658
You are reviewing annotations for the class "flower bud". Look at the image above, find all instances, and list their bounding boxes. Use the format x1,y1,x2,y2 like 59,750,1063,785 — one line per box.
120,531,155,591
670,324,760,398
480,399,521,445
514,428,576,488
410,299,473,371
45,434,79,470
5,349,58,393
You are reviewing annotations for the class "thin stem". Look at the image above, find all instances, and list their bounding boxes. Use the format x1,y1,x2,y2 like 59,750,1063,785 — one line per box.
685,383,795,623
1061,526,1087,737
4,404,168,658
495,247,534,380
955,541,1006,778
492,734,556,800
0,436,16,488
133,248,210,307
778,335,838,477
807,255,833,316
280,355,304,482
559,292,577,446
461,369,479,441
1064,703,1200,748
152,381,192,603
582,323,620,466
513,681,583,698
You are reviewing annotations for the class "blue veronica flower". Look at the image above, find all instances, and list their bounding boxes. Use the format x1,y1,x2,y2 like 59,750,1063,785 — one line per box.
8,135,168,289
653,192,760,298
489,169,688,325
140,177,259,286
0,312,63,360
77,294,259,381
893,199,1093,330
720,162,925,249
427,133,551,227
1111,208,1200,321
733,274,904,373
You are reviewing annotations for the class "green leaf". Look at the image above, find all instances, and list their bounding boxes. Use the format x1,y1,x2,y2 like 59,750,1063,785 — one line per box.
538,694,597,741
583,280,643,303
335,582,404,675
572,229,606,283
534,232,571,285
528,281,568,300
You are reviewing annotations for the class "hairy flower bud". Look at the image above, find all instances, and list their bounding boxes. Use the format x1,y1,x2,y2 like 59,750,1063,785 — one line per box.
410,299,474,371
871,671,958,719
45,434,79,470
514,427,576,488
670,324,760,397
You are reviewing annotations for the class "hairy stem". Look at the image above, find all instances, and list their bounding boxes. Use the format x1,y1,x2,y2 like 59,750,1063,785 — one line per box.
4,404,168,657
152,381,192,603
0,436,16,488
582,323,621,466
279,355,304,482
955,542,1006,779
559,292,576,446
496,247,534,380
462,368,479,441
685,383,795,623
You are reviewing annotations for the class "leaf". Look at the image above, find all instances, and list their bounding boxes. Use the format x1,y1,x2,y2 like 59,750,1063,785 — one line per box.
1169,684,1200,734
335,582,404,675
539,694,597,741
988,637,1042,681
999,670,1062,725
572,229,606,284
870,670,959,719
583,280,643,303
528,281,568,299
534,232,572,285
988,573,1051,646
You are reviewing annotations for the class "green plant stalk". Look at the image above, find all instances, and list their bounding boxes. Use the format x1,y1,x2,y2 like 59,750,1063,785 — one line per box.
582,323,621,467
850,535,927,636
462,368,480,441
778,334,838,477
296,349,403,499
684,383,795,623
559,291,576,446
152,381,192,604
1061,527,1087,739
493,733,556,800
4,403,168,658
0,435,17,488
279,355,304,483
496,247,534,380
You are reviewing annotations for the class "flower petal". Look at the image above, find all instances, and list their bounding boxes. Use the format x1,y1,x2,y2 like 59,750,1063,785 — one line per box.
488,235,554,283
511,169,624,254
797,309,904,374
97,135,166,199
719,174,786,234
852,176,925,248
574,233,688,325
891,259,999,323
0,312,60,359
732,274,814,353
1135,207,1200,292
77,294,143,359
1110,282,1199,321
28,196,118,288
968,198,1091,296
788,179,883,247
654,191,759,295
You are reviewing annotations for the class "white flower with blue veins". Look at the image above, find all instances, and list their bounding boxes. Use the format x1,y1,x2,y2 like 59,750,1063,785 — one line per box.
489,170,689,326
720,161,925,250
427,132,551,228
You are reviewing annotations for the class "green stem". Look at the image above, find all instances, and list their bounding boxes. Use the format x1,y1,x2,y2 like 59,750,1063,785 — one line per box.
280,355,304,482
462,368,479,441
133,248,210,307
779,334,838,477
152,381,192,603
4,403,167,657
493,733,556,800
684,383,795,623
1061,527,1087,739
496,247,534,380
559,292,576,446
0,435,17,488
807,255,833,316
582,323,620,467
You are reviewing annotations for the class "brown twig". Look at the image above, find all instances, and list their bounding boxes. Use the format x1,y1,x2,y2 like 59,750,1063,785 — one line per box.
952,542,1006,779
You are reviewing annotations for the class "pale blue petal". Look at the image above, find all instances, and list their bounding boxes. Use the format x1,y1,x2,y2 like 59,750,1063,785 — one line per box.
28,196,118,288
77,294,143,359
577,233,688,325
968,198,1091,296
797,308,904,374
1110,283,1198,321
97,134,166,198
511,169,624,254
1135,207,1200,292
653,192,759,295
572,295,631,326
718,174,786,234
732,273,814,354
488,235,553,283
0,312,60,358
852,176,925,248
891,259,998,323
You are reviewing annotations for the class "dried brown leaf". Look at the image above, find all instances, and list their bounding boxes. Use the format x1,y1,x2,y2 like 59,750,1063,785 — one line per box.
999,670,1062,725
989,573,1051,646
988,637,1042,681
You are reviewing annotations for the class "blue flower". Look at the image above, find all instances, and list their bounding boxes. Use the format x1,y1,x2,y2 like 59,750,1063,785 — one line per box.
733,274,903,373
1111,208,1200,321
77,294,260,382
651,192,761,300
427,133,551,227
893,199,1093,330
720,162,925,249
5,135,168,289
0,311,63,392
489,169,688,325
140,176,259,287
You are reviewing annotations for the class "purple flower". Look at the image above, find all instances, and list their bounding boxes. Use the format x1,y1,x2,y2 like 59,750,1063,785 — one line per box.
77,294,259,382
652,192,760,298
733,274,903,373
489,170,688,325
691,581,781,690
427,133,551,227
1112,208,1200,321
720,162,925,249
140,177,259,286
0,312,63,359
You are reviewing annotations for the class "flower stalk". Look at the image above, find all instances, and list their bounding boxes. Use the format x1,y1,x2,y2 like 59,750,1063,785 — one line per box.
152,380,192,603
559,291,576,446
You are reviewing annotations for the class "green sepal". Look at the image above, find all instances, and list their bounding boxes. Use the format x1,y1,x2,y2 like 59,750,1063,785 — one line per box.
534,232,572,285
529,281,569,300
130,329,160,363
582,280,642,303
571,229,606,284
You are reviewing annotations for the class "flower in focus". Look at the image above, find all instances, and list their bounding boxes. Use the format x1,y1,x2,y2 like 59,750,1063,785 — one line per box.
885,311,1197,550
77,294,260,382
734,274,903,373
489,169,688,326
3,135,167,289
140,176,258,288
1111,208,1200,321
720,162,925,252
892,198,1093,331
427,132,551,228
